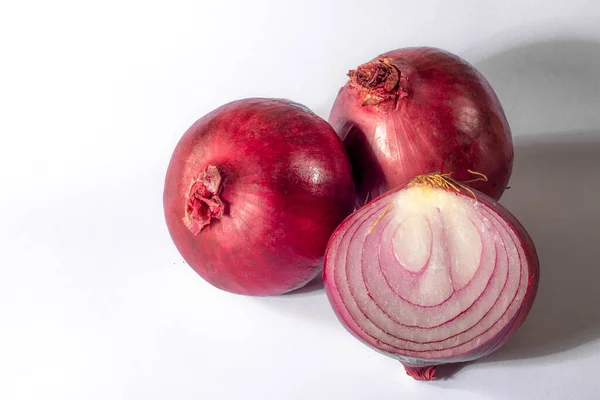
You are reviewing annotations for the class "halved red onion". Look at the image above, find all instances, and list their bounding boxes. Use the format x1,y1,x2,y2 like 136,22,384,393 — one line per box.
323,173,539,380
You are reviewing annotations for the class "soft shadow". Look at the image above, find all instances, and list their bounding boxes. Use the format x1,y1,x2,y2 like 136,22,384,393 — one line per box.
433,362,468,380
475,39,600,136
253,274,336,326
283,274,324,295
470,39,600,362
483,133,600,361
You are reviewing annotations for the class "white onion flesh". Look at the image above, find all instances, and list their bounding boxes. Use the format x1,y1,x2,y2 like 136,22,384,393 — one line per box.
324,184,538,366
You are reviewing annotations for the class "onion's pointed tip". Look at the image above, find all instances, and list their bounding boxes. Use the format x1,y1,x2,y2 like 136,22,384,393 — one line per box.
403,365,437,381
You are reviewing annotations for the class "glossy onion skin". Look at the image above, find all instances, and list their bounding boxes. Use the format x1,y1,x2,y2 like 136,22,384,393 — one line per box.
323,181,539,378
164,98,355,296
329,47,514,205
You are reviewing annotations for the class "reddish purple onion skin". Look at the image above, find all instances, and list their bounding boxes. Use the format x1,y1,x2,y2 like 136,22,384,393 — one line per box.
323,174,539,380
164,98,355,296
329,47,513,206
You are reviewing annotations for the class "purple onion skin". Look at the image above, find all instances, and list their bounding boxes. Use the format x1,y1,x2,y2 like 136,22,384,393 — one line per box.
329,47,513,207
164,98,355,296
323,177,539,380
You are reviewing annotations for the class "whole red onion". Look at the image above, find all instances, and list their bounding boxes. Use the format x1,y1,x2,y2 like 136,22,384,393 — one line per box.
164,98,355,296
323,173,539,380
329,47,513,206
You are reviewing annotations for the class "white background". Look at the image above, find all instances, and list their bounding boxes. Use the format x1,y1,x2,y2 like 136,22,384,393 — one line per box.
2,1,600,399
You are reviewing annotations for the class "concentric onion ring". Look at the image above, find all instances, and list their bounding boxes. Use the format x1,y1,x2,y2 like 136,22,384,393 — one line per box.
323,173,539,380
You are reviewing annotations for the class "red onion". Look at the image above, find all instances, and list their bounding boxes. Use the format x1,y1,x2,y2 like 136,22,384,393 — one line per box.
164,98,355,296
323,173,539,380
329,47,513,206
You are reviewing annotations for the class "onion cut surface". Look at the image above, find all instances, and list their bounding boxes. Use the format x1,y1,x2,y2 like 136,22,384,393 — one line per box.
323,174,539,380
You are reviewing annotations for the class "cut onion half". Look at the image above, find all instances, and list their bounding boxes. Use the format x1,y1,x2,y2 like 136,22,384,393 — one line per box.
323,173,539,380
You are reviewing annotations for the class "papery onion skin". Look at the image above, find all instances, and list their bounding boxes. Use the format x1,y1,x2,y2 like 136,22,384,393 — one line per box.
164,98,355,296
329,47,513,206
323,174,539,380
